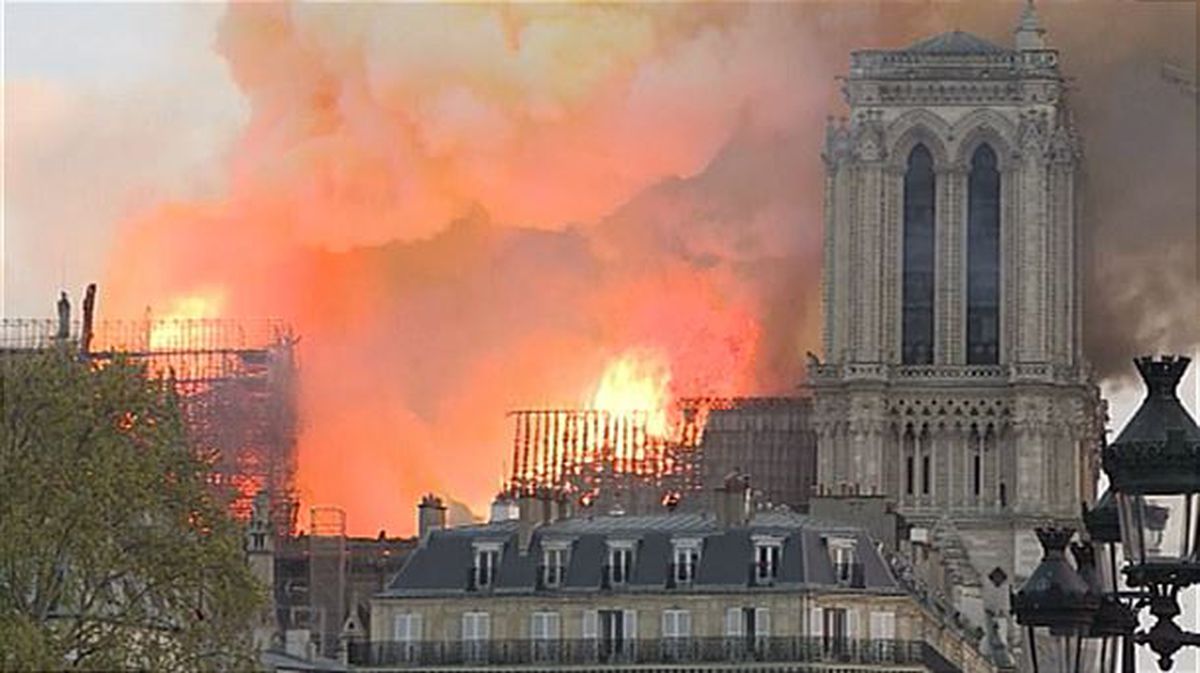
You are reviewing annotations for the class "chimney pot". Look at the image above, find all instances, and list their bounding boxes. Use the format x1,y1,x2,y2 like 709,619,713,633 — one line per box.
417,493,447,542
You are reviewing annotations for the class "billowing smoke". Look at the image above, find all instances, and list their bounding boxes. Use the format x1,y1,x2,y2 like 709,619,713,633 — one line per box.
98,2,1195,534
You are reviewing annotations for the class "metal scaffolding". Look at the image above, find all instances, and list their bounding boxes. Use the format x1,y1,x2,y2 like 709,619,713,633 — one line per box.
502,397,818,515
1,315,300,534
504,401,714,514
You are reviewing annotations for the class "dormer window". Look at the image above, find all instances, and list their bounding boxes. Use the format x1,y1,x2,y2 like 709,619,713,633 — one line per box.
542,542,570,588
671,539,701,585
473,541,502,589
606,540,635,587
827,537,858,586
752,536,782,585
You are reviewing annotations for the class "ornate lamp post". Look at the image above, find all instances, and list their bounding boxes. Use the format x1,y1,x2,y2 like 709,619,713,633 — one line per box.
1012,528,1099,672
1016,355,1200,672
1102,355,1200,670
1081,489,1140,673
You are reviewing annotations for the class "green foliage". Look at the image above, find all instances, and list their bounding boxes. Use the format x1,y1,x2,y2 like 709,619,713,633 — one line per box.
1,347,263,671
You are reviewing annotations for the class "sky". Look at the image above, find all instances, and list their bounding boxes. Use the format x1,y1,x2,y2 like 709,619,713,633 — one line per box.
2,2,1197,670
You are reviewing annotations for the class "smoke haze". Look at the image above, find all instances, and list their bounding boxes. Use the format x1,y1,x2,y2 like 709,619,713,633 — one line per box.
8,2,1193,535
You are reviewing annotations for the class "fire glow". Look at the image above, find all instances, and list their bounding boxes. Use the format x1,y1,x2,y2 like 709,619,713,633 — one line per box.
589,348,673,441
147,290,226,351
97,3,835,535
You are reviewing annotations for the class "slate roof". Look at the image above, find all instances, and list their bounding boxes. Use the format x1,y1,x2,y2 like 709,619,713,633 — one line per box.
904,31,1010,55
382,510,899,597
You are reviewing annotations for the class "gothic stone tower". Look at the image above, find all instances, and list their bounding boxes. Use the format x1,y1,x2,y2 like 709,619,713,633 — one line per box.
809,4,1104,639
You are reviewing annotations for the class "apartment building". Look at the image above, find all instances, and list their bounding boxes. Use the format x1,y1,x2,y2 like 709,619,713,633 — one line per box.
357,491,998,672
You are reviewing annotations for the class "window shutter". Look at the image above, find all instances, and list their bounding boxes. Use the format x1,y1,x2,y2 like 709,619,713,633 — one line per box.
810,607,823,638
582,610,598,639
754,607,771,637
725,607,743,637
623,609,638,641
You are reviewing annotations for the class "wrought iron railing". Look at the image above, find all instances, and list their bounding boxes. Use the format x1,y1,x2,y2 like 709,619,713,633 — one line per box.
348,637,931,668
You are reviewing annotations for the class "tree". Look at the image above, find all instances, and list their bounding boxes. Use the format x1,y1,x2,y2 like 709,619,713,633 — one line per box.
1,347,263,670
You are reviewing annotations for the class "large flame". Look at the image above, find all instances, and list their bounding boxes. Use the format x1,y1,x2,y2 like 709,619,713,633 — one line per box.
589,348,672,438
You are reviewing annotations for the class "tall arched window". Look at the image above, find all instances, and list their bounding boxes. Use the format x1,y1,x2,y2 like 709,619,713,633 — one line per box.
902,145,936,364
967,144,1000,364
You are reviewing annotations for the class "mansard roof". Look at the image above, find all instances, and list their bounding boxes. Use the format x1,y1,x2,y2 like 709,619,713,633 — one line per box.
905,30,1011,55
381,510,899,597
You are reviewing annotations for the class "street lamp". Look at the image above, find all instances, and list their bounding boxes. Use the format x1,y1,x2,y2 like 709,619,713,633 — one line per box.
1011,527,1099,673
1101,355,1200,670
1016,355,1200,672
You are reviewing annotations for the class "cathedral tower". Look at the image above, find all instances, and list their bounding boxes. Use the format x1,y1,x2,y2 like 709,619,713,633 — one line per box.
810,2,1104,640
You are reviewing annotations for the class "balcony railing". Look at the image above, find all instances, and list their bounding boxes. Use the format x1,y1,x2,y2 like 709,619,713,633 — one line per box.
348,637,928,668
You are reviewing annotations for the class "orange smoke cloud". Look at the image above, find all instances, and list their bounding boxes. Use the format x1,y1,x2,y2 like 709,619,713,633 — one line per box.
96,2,1194,535
101,3,820,535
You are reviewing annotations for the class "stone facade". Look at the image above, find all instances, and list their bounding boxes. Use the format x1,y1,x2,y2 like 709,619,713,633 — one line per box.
809,7,1104,662
368,591,996,672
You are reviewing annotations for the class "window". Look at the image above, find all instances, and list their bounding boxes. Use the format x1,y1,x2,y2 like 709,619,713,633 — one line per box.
903,426,916,495
967,144,1001,364
828,538,858,586
531,611,561,662
903,144,936,365
531,611,560,640
671,540,701,585
662,609,691,638
590,609,635,663
472,542,501,589
819,607,856,657
921,454,931,495
753,538,782,584
662,609,691,659
607,542,635,587
870,610,896,659
973,453,982,496
542,546,568,588
725,607,770,658
462,612,490,662
393,613,423,661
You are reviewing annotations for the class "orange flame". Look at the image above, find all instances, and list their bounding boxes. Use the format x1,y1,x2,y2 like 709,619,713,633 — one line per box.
147,289,226,351
589,347,672,438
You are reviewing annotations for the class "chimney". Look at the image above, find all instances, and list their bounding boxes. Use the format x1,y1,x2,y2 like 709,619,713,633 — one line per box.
489,492,518,522
517,488,542,552
715,469,752,528
417,493,446,542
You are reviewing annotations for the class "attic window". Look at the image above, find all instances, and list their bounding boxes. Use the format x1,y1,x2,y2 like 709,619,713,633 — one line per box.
752,535,783,585
606,540,636,587
542,541,571,588
672,538,702,585
826,536,859,586
472,541,502,589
